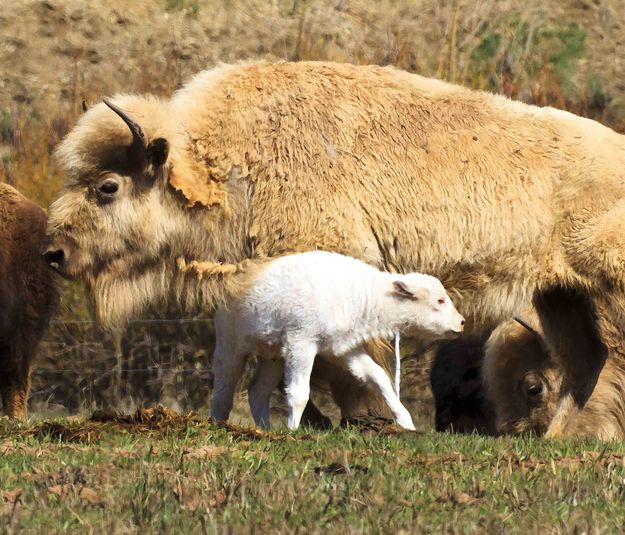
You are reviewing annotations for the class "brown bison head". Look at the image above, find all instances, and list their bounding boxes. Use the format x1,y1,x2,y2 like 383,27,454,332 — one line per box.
44,97,207,327
482,314,562,435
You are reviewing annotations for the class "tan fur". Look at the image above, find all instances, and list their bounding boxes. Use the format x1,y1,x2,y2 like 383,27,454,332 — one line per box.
483,308,625,440
86,254,264,330
47,61,625,424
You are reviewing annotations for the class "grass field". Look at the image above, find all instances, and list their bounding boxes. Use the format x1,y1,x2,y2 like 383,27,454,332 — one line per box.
1,409,624,534
3,3,625,533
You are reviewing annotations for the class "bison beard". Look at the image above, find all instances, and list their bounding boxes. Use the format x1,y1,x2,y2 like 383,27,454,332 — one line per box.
0,184,58,418
45,61,625,431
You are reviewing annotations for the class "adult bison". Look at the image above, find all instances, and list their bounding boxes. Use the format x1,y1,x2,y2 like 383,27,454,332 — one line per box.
482,310,625,440
0,183,57,418
44,61,625,432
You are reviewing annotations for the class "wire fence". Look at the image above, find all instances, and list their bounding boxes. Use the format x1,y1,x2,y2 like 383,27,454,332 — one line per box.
27,317,218,416
20,316,436,421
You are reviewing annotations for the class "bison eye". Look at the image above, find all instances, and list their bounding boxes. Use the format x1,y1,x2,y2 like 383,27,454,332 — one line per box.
521,374,544,400
98,180,119,195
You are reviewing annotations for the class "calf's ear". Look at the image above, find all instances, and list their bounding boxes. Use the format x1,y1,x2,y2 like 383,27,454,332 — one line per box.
147,138,169,167
393,280,415,299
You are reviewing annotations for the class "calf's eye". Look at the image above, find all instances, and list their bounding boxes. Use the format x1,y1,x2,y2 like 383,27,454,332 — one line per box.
437,298,445,305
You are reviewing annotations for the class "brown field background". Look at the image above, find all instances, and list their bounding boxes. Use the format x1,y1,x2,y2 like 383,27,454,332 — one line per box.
1,0,624,425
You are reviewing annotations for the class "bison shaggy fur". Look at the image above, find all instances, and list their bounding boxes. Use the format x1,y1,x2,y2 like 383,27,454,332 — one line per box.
0,184,57,418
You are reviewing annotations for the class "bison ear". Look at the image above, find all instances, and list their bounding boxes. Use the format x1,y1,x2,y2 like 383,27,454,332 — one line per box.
147,138,169,167
393,280,415,299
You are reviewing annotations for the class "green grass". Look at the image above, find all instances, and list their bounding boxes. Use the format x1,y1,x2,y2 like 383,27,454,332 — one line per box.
1,414,625,534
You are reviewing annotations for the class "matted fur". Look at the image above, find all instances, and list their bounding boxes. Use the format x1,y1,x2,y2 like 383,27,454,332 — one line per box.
0,184,58,418
47,61,625,427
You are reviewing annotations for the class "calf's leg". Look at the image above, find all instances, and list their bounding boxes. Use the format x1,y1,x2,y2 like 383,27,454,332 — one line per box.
211,310,246,421
248,358,284,429
282,340,318,430
341,347,416,430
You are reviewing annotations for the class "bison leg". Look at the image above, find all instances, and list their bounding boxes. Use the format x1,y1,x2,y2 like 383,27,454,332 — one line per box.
430,337,496,434
0,371,31,419
533,287,607,438
299,399,333,430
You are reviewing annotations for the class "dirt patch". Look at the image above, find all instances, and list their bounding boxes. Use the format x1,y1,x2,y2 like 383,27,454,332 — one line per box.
341,413,418,436
6,406,316,443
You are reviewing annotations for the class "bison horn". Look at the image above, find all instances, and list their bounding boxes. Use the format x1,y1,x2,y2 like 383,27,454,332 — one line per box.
103,99,148,153
513,316,549,349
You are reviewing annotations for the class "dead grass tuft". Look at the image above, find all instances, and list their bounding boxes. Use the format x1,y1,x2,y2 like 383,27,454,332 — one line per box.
340,412,418,436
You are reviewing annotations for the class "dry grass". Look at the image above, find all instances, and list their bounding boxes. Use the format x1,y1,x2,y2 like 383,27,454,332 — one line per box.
2,0,625,204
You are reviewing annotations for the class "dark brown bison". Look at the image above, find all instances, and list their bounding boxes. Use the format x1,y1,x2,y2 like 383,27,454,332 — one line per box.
0,183,57,418
430,338,496,435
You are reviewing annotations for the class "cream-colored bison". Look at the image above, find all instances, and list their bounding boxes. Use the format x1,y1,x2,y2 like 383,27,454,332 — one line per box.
44,61,625,431
483,311,625,440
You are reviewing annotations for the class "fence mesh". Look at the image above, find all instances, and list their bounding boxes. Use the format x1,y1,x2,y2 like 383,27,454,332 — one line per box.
28,317,217,416
20,316,434,427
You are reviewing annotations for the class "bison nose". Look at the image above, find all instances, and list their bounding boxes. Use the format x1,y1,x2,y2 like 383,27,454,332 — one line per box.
43,246,66,270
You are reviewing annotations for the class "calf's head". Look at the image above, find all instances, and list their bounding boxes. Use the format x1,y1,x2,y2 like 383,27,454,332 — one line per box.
482,315,561,435
390,274,465,340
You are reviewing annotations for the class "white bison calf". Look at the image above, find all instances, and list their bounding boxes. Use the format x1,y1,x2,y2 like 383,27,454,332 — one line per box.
210,251,465,430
